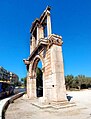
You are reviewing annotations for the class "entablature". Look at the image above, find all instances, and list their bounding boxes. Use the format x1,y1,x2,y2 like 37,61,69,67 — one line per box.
23,34,63,67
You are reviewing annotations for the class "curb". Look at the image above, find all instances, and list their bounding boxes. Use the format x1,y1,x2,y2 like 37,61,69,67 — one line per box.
0,92,25,119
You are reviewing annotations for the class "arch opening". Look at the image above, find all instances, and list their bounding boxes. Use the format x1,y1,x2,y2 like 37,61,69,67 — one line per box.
36,60,43,97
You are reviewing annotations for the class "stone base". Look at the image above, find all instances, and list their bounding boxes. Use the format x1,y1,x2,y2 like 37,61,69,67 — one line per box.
31,99,76,109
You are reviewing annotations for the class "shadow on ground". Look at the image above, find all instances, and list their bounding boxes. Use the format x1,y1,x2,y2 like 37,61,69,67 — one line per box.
66,94,73,101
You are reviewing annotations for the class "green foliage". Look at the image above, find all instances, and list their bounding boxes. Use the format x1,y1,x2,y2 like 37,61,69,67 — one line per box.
21,77,27,87
36,67,43,88
65,75,74,90
36,67,43,97
65,75,91,90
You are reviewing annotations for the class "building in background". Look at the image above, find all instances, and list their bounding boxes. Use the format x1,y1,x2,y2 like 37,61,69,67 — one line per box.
0,66,19,85
10,72,19,85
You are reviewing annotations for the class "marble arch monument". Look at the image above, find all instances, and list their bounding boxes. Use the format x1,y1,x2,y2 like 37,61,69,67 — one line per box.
23,6,67,103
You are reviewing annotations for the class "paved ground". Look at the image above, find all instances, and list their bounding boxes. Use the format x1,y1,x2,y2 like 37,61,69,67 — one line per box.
5,90,91,119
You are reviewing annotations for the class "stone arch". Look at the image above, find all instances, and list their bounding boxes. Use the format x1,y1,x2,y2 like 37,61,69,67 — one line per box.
31,55,44,78
24,6,67,103
31,55,44,97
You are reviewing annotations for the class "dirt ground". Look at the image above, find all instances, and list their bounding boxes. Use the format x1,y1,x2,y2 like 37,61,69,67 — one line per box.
5,89,91,119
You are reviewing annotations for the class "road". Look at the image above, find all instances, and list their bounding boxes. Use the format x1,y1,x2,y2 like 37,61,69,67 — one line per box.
0,88,26,100
14,87,26,94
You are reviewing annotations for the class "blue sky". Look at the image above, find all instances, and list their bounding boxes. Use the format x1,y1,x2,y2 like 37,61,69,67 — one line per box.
0,0,91,79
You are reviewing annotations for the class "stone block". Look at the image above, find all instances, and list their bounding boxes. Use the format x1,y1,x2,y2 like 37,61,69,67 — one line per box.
51,61,64,74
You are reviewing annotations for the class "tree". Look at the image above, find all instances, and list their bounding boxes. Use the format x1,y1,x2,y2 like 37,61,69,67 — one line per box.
65,75,74,90
36,67,43,97
21,77,27,87
65,74,91,90
36,67,43,88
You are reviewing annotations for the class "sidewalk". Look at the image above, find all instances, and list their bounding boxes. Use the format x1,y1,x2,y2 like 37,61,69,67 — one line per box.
0,97,10,119
5,90,91,119
0,92,24,119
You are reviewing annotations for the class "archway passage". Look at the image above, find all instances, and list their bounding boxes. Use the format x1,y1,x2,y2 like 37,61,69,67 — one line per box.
36,61,43,97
